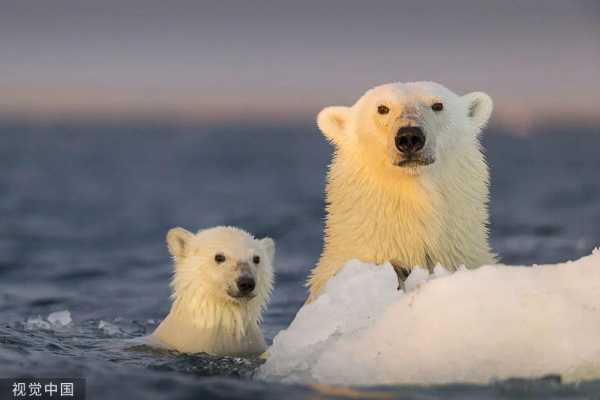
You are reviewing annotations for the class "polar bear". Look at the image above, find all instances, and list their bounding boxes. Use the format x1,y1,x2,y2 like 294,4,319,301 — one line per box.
151,226,275,356
306,81,496,303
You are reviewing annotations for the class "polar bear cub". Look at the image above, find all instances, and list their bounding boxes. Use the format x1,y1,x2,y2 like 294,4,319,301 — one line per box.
151,226,275,356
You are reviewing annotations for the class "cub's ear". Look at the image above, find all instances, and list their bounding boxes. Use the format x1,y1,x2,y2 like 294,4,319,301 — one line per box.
317,106,351,145
259,237,276,264
166,227,194,257
463,92,493,131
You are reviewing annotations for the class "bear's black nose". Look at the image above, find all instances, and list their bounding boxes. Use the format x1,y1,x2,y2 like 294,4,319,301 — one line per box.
395,126,426,154
236,277,256,294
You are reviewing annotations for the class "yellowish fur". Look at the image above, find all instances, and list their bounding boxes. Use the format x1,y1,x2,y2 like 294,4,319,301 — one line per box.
307,82,496,303
152,226,275,356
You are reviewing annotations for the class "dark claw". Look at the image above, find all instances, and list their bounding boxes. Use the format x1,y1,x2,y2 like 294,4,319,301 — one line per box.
391,262,411,291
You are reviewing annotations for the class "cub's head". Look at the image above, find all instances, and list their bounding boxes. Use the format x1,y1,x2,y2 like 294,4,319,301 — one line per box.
317,81,492,176
166,226,275,307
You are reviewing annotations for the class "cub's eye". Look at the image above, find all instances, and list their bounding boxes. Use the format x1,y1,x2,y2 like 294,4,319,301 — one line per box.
377,105,390,115
431,102,444,112
214,253,226,264
252,255,260,264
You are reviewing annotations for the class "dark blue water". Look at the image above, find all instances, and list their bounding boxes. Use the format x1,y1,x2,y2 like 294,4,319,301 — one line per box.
1,119,599,399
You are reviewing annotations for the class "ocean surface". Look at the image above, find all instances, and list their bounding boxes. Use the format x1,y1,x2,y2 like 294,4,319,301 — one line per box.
0,119,599,399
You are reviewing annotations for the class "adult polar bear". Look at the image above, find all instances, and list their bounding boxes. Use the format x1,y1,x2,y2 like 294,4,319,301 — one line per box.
307,81,496,303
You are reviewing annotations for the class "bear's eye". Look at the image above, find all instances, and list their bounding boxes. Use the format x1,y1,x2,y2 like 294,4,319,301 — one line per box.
214,253,226,264
431,102,444,112
377,105,390,115
252,255,260,264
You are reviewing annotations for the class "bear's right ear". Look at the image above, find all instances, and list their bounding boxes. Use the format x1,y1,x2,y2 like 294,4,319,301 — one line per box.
317,106,351,145
166,227,194,258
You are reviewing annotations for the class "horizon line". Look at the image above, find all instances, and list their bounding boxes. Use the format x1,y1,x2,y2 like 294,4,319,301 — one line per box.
1,86,599,133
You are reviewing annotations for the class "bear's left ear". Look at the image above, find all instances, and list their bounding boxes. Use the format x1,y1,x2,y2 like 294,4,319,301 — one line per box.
317,106,351,146
463,92,493,131
259,237,276,264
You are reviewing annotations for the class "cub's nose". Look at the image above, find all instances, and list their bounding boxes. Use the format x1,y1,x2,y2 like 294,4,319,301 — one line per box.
395,126,426,154
236,277,256,294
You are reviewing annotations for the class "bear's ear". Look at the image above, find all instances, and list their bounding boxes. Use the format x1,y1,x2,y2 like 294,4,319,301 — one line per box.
317,106,351,145
259,237,276,264
166,227,194,258
463,92,493,131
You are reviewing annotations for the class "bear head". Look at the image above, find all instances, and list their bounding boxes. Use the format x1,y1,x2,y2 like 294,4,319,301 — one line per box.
317,81,493,176
166,226,275,306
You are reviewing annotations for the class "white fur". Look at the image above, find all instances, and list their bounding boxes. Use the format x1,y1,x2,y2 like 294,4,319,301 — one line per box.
307,81,496,303
152,226,275,356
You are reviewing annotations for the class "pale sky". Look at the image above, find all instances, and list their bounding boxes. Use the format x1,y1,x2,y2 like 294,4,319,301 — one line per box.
1,0,599,125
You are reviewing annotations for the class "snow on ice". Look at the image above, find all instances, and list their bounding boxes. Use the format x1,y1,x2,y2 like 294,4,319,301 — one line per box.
259,250,600,385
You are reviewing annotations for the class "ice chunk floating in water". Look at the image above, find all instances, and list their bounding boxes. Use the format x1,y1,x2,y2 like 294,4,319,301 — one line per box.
47,310,72,326
26,310,72,330
259,250,600,385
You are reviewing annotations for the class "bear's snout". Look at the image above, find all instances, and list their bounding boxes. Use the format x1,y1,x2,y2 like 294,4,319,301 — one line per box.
395,126,425,154
236,276,256,295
